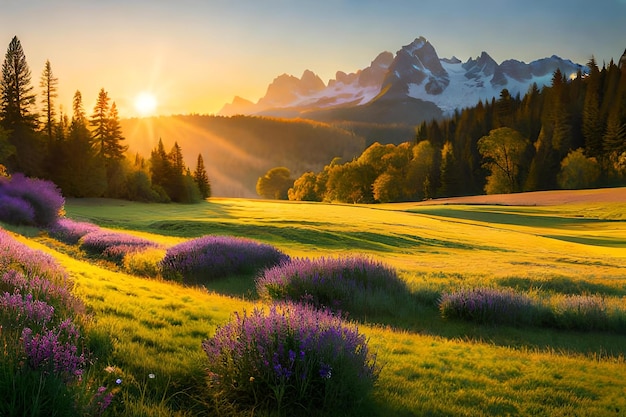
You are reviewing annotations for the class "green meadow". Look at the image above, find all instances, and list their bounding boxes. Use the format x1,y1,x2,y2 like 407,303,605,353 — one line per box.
19,196,626,416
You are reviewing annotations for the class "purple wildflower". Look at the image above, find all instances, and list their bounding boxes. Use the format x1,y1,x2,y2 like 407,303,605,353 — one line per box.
21,318,86,382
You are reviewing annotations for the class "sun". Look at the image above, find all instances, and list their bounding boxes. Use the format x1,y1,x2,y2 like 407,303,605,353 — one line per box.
134,92,158,116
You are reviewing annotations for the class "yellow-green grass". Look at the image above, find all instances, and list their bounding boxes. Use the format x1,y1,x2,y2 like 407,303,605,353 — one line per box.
13,196,626,415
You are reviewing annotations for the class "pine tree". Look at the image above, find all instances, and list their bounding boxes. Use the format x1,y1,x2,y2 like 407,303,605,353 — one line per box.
582,57,604,158
169,142,185,175
603,110,626,155
0,36,42,175
1,36,37,131
39,59,58,143
193,153,211,199
105,102,127,161
90,88,110,158
150,138,174,199
61,90,106,197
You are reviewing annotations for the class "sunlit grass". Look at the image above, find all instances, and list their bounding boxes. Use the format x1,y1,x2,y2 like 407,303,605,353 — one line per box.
11,196,626,415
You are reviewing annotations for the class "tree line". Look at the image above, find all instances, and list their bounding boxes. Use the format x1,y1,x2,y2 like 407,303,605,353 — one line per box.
0,36,210,203
279,53,626,203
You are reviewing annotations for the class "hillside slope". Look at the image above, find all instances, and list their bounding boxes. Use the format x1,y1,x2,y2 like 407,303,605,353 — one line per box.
121,115,365,197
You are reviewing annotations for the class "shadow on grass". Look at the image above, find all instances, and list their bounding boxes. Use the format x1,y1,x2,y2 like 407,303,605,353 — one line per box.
408,207,610,229
497,275,626,297
147,220,503,253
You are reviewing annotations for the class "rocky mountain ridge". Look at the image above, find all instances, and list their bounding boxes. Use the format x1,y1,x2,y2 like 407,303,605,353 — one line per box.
220,36,586,125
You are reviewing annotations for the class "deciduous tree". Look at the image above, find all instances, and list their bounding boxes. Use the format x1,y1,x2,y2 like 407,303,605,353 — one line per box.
478,127,530,194
256,167,293,200
557,148,600,189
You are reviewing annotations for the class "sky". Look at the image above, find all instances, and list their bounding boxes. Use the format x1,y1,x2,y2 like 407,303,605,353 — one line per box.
2,0,625,118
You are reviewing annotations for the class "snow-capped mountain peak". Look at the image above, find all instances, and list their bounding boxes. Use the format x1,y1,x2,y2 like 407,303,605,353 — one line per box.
219,36,586,123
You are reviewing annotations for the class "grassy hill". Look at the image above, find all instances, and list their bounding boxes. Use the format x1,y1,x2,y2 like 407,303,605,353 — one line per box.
11,191,626,415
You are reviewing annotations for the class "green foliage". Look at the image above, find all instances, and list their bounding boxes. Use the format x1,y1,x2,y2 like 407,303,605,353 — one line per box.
557,148,600,189
256,166,293,199
478,127,530,194
288,171,319,201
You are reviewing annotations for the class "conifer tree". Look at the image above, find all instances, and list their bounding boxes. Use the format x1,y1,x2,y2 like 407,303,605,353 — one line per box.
582,57,604,157
169,142,185,175
39,59,58,143
1,36,37,131
193,153,211,199
105,102,127,161
150,138,174,199
62,90,106,197
0,36,42,175
90,88,110,159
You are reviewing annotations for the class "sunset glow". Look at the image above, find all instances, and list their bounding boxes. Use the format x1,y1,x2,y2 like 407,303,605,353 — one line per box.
1,1,623,117
134,92,158,116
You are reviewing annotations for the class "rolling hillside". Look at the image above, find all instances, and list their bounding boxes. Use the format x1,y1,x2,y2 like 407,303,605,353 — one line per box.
121,115,366,197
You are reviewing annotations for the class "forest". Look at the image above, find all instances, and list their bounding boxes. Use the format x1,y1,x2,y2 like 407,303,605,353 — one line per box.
0,36,210,203
280,56,626,203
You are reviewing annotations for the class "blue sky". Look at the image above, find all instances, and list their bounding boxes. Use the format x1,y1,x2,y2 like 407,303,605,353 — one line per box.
1,0,624,116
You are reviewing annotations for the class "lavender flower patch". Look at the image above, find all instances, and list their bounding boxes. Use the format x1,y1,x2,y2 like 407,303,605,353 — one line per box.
0,292,55,330
80,230,161,263
22,318,86,382
161,235,289,283
0,173,64,227
48,218,100,245
0,228,68,283
203,302,378,415
0,193,35,225
439,287,536,326
0,230,81,316
256,255,408,316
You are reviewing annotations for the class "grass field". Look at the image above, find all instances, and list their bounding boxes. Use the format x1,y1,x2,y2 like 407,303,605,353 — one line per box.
15,194,626,415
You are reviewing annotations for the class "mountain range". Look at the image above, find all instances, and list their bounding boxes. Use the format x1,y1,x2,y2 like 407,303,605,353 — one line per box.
219,36,586,125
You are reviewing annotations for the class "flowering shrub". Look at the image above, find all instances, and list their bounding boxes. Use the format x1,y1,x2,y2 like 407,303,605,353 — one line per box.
0,193,35,225
439,287,537,326
256,255,409,316
202,302,378,416
0,173,65,227
80,230,162,263
161,235,289,283
48,218,100,245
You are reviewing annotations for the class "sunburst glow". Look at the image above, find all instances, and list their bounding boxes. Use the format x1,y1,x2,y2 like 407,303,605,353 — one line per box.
134,92,158,116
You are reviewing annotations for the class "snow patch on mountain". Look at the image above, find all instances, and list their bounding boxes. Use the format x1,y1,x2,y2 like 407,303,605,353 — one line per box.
408,60,554,115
